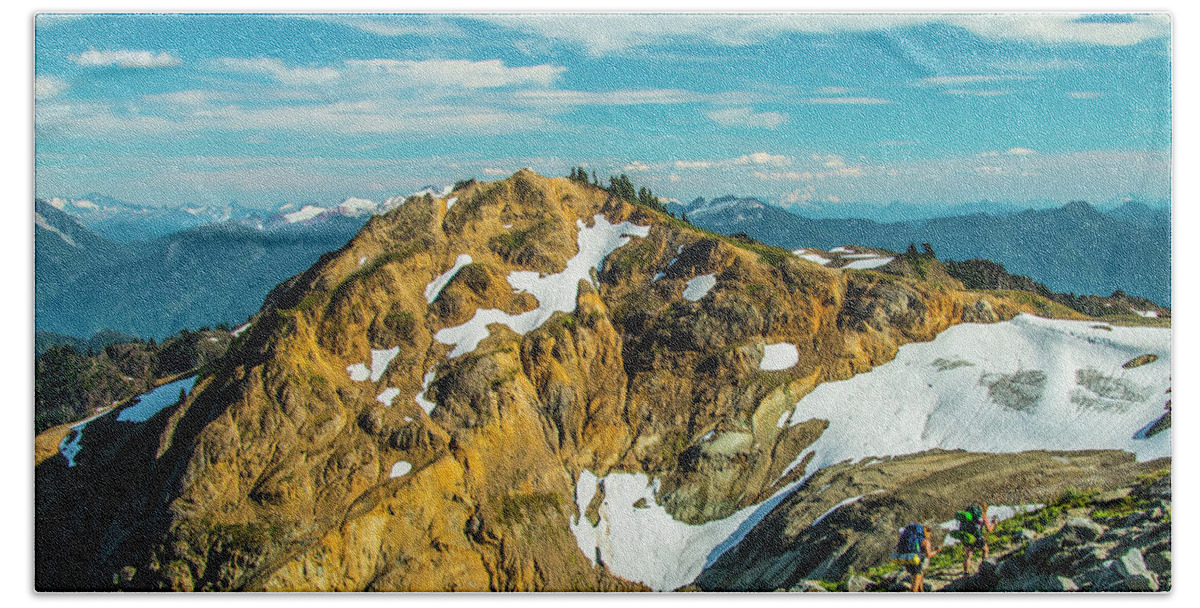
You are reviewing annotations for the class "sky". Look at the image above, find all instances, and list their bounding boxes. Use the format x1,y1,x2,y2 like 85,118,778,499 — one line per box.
33,12,1172,212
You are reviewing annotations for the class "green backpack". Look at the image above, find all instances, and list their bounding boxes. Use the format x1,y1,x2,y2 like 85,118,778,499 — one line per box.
951,505,984,544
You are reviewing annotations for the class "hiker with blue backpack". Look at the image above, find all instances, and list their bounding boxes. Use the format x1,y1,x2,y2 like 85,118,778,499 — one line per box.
893,523,939,592
950,503,997,575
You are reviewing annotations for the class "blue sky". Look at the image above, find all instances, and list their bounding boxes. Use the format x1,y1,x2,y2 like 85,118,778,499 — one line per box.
33,13,1171,212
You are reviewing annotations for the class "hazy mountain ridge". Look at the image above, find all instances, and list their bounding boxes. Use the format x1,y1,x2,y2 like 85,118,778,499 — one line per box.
677,196,1170,306
35,199,367,339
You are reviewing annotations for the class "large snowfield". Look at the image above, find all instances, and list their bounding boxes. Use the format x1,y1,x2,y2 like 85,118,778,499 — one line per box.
568,314,1171,590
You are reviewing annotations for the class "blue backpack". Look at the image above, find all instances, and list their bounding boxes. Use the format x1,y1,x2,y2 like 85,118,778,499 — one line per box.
896,524,925,556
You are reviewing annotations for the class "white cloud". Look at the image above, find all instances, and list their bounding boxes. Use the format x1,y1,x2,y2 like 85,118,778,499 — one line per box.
483,168,508,176
145,90,232,106
482,13,1169,55
919,75,1030,86
70,48,181,68
624,161,650,172
514,88,702,106
346,58,563,89
34,76,69,99
734,152,791,166
805,97,893,105
1067,91,1103,99
814,154,846,168
942,89,1012,97
214,57,339,85
706,106,786,129
977,148,1038,157
315,15,465,38
673,152,794,173
754,170,813,180
815,86,852,95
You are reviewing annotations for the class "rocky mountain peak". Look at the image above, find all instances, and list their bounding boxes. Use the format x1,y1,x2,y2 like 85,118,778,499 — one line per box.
36,170,1137,592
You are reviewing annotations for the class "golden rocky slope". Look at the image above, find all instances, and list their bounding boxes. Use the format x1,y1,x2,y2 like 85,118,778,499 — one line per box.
36,170,1086,591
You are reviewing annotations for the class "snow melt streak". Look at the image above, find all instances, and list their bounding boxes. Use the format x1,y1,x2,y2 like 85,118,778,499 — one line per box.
780,314,1171,483
424,254,473,303
435,215,650,357
415,369,438,414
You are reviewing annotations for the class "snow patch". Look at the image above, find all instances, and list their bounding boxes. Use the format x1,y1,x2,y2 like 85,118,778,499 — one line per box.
346,363,370,382
283,205,327,223
376,388,401,407
842,256,894,270
792,249,830,265
571,470,771,591
1134,310,1159,318
415,369,438,414
446,196,458,210
682,274,716,301
116,376,197,423
424,254,473,304
231,322,252,337
652,272,666,282
777,314,1171,484
389,460,413,478
336,197,378,216
435,215,650,357
35,212,79,248
370,347,400,382
829,246,854,253
760,343,799,371
776,410,791,428
358,256,367,266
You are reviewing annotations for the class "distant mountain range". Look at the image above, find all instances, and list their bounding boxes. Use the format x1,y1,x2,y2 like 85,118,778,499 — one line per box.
40,189,448,243
670,196,1170,306
36,187,455,339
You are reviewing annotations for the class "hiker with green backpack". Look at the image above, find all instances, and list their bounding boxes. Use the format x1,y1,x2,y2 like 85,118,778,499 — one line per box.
892,523,940,592
950,503,997,575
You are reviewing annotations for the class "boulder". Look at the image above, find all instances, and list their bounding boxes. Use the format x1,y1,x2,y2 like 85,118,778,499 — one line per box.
940,572,994,593
845,575,873,593
790,580,829,592
1077,563,1122,591
995,574,1078,592
1102,548,1158,591
1025,535,1062,565
996,554,1029,580
1059,517,1105,545
1112,548,1150,580
978,558,1000,586
1145,550,1171,574
1104,575,1159,592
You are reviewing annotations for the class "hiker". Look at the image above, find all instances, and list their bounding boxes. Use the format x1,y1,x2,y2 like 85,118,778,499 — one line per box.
951,503,997,575
893,523,939,592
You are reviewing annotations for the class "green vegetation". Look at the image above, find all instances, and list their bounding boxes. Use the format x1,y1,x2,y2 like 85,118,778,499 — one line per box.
35,329,230,433
947,258,1169,321
498,491,563,526
489,220,554,264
